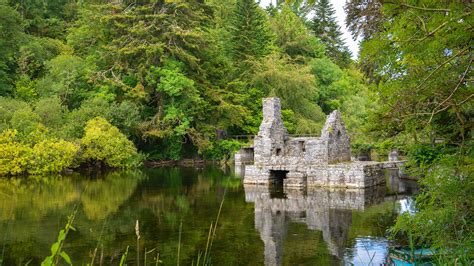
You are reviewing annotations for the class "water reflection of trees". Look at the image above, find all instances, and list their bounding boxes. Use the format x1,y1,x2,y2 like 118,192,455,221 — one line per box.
0,167,411,265
80,171,142,220
0,171,142,264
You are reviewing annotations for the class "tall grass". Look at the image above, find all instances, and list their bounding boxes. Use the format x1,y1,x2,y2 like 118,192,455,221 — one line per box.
40,191,227,265
194,193,225,266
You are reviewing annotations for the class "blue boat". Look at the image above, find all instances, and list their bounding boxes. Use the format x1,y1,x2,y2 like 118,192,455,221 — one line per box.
387,247,435,265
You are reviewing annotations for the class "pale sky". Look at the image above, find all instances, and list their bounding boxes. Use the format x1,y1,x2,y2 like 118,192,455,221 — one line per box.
259,0,359,58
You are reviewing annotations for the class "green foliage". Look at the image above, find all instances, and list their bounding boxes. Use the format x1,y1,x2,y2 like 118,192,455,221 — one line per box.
0,129,78,176
42,212,76,266
351,142,373,154
0,0,372,167
29,139,79,175
81,117,141,168
359,1,472,145
0,130,31,175
141,60,203,159
270,5,324,61
10,106,41,136
203,139,242,161
353,2,474,256
34,97,67,130
390,153,474,264
406,144,445,170
253,54,325,133
0,97,29,131
65,97,141,139
0,1,25,95
37,54,92,108
230,0,275,61
311,0,351,67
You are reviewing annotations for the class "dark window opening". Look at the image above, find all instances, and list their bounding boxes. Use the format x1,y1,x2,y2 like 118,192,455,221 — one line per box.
276,148,282,156
299,141,305,152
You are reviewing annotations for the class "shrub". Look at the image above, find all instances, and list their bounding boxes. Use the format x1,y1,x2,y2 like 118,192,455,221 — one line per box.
0,129,79,175
0,130,31,175
80,117,141,168
203,140,242,161
29,139,79,175
351,142,373,154
390,153,474,263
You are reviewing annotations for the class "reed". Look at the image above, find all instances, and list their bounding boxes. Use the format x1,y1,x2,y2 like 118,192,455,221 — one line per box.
177,220,183,266
195,193,225,266
136,220,141,266
90,218,108,265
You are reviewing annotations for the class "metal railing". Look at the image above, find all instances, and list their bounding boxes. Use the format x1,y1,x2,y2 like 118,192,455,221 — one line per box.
228,134,320,140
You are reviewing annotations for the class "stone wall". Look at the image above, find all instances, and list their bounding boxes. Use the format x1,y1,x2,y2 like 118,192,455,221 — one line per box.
320,110,351,163
253,98,288,166
251,98,351,170
234,147,254,166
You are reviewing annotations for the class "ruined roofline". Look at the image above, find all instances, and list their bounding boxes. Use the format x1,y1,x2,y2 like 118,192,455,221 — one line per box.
259,97,346,140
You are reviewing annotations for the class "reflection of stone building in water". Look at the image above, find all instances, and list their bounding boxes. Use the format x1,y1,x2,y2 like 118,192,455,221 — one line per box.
235,98,404,188
245,185,386,265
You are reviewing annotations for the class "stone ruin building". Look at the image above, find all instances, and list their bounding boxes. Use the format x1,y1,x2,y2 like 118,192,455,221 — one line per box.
235,97,403,188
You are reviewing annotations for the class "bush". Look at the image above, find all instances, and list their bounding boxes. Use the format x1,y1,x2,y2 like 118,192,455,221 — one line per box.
0,130,31,175
390,153,474,263
0,129,79,175
203,139,242,161
80,117,141,168
351,142,373,154
29,139,79,175
407,143,445,168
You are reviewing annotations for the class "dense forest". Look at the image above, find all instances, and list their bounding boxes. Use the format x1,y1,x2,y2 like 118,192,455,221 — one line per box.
0,0,472,262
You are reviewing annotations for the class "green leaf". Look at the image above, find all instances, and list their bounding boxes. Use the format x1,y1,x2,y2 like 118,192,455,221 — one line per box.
60,251,72,265
50,242,60,255
41,256,54,266
57,229,66,242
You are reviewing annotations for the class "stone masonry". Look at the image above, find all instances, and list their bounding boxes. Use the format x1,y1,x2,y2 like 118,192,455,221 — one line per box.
235,97,402,188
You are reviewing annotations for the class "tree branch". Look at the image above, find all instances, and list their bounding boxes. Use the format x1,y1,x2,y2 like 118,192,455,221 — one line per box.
385,1,451,12
428,57,473,123
415,47,469,93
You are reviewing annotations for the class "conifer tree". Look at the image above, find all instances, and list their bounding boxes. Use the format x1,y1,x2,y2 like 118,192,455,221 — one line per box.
230,0,274,61
311,0,351,66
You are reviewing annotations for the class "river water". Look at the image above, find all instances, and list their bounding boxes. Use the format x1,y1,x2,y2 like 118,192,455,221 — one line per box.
0,166,417,265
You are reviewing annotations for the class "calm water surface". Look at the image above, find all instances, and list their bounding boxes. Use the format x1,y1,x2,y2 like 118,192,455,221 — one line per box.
0,166,417,265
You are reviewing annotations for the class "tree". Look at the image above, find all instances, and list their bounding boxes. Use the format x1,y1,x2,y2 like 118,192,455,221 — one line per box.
344,0,384,41
360,1,472,145
0,1,25,95
252,54,326,133
311,0,351,67
357,1,473,261
270,5,324,61
230,0,274,62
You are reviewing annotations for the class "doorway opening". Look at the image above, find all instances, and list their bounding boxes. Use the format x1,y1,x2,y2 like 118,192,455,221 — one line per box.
270,170,288,183
269,170,289,198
